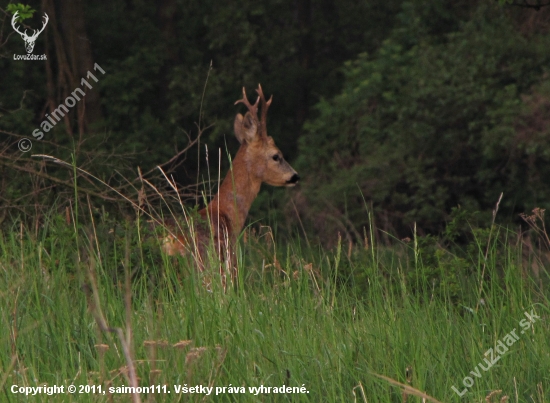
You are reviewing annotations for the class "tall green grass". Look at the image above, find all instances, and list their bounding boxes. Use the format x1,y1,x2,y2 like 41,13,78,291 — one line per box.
0,207,548,402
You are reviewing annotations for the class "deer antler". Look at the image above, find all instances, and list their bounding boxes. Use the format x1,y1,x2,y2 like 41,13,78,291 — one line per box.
234,85,273,138
34,13,49,37
12,11,48,39
11,12,27,37
234,87,260,122
256,84,272,137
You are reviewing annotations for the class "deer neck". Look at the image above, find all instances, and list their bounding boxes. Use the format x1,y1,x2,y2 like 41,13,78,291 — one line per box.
205,145,261,239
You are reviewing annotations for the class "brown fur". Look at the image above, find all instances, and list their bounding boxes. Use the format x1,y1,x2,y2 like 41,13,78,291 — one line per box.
162,85,299,280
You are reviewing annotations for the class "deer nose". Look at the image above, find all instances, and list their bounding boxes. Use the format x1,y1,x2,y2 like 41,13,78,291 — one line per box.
287,173,300,184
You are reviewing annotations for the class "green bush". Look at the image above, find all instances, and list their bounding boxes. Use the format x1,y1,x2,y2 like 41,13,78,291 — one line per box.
297,3,550,238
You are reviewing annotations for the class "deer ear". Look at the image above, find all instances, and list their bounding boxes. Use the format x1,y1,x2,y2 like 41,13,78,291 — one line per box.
234,112,258,144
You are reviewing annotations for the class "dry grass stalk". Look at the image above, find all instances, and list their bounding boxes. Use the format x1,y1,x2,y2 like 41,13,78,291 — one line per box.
476,192,503,312
84,253,141,403
173,340,193,349
520,207,550,249
485,389,509,403
368,371,443,403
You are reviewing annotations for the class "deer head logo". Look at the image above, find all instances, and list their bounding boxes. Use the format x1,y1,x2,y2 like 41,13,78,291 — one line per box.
11,11,49,54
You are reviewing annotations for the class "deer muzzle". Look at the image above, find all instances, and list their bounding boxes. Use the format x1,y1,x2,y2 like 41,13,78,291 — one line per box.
286,173,300,186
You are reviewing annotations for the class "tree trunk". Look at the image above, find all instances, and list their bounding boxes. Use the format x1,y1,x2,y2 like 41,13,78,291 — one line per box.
43,0,102,140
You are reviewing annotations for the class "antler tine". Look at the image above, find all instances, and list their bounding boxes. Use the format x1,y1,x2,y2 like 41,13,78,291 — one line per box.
11,11,26,36
256,84,272,137
37,13,49,35
234,87,260,121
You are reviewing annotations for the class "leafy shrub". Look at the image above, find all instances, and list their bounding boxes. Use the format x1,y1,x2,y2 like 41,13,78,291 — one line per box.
297,3,550,239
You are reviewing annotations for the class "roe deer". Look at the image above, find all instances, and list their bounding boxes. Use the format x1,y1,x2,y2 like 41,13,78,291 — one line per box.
162,84,299,281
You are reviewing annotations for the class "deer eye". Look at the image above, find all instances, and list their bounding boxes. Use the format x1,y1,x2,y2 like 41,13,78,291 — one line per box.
272,154,280,162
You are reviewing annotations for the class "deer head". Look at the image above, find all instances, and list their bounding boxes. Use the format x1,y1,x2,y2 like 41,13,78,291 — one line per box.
233,84,300,187
11,11,49,54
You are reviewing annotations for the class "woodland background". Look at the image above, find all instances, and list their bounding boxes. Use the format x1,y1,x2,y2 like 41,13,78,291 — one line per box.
1,0,550,244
